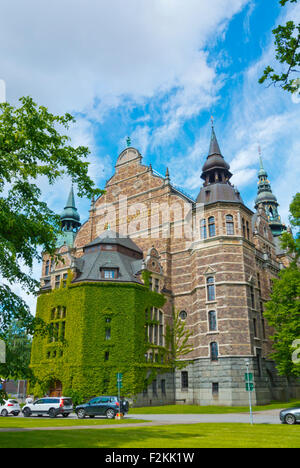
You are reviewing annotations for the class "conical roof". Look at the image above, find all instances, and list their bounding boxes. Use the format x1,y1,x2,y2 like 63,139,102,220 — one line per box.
201,125,231,179
60,186,80,223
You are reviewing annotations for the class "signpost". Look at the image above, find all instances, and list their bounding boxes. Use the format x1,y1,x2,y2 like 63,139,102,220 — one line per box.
245,360,254,425
116,373,123,418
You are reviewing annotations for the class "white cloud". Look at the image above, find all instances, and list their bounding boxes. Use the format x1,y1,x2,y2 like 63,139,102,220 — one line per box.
0,0,249,114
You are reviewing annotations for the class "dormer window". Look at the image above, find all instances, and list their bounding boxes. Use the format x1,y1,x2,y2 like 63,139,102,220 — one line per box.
101,268,119,279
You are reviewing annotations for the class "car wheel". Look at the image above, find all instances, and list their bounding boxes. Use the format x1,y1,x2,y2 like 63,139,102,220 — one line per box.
106,409,115,419
23,408,31,418
77,409,86,419
48,408,57,419
1,409,8,417
284,414,296,425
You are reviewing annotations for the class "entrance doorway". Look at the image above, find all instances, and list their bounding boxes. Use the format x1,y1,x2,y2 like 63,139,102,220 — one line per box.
49,380,62,397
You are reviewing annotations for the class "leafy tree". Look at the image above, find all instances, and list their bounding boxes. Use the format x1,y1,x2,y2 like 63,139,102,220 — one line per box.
264,266,300,377
0,322,32,380
259,0,300,95
0,97,103,339
164,309,194,371
280,192,300,261
264,194,300,378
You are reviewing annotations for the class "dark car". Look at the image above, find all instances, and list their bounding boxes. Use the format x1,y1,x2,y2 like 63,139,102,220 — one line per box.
75,396,129,419
280,407,300,425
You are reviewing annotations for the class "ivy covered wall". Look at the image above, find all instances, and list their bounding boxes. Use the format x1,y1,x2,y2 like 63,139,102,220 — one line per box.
30,277,167,398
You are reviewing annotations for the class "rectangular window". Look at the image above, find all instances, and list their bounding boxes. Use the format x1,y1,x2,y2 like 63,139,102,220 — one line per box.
208,310,217,331
152,379,157,396
62,273,68,288
250,286,255,309
253,318,258,338
45,260,50,276
154,324,158,345
159,325,164,346
55,275,60,289
181,371,189,389
149,324,153,344
155,278,160,292
103,269,116,279
61,321,66,340
212,382,219,395
149,276,153,291
161,379,166,395
105,328,111,340
104,351,109,361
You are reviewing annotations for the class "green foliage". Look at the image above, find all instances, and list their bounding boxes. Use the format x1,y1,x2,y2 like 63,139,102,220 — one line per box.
164,309,194,371
0,322,33,380
0,388,8,405
259,1,300,95
30,278,167,399
264,265,300,377
281,193,300,262
0,96,103,338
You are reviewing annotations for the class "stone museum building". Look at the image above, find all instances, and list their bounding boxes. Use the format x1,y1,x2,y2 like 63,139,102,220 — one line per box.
30,125,300,406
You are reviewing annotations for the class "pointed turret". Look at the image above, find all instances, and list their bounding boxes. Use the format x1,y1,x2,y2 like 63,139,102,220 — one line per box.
60,185,81,233
196,123,242,204
255,153,285,237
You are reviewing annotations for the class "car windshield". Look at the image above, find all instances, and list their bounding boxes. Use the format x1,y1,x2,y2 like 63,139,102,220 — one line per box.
8,400,19,404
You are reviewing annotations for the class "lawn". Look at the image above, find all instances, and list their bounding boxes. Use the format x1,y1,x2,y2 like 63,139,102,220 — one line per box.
130,400,300,414
0,423,299,448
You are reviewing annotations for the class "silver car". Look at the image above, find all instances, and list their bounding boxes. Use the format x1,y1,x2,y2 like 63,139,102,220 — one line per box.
280,407,300,425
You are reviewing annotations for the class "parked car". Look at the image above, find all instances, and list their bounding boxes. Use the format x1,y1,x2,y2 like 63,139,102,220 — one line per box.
0,399,21,417
280,407,300,425
22,397,73,418
75,396,129,419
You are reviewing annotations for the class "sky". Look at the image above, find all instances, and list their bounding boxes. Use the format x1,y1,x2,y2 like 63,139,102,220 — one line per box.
0,0,299,313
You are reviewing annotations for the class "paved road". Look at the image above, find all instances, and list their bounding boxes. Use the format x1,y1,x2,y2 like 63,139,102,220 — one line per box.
126,410,282,425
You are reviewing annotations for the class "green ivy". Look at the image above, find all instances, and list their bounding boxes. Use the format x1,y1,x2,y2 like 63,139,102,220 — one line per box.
30,275,167,399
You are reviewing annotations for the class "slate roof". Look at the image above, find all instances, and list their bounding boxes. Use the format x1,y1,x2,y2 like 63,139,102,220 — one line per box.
85,230,143,254
73,230,144,284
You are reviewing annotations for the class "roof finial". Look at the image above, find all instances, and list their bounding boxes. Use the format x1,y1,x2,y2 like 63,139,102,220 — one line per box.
211,115,214,128
126,136,131,147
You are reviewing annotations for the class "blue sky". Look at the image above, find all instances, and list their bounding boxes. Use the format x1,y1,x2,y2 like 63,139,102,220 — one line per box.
0,0,299,311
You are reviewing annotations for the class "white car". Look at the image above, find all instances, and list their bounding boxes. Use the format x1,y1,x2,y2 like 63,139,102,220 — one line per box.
22,397,73,418
0,399,21,417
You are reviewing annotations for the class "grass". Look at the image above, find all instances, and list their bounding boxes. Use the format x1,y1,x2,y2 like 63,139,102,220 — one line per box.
130,400,300,414
0,416,146,429
0,423,299,448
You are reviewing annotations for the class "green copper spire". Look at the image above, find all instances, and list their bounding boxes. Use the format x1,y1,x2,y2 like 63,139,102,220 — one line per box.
60,185,81,231
255,152,285,237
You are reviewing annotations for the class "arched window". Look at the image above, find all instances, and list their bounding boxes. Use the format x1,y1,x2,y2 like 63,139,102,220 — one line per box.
208,310,217,331
207,277,216,301
210,342,219,361
200,219,207,239
226,215,234,235
208,217,216,237
45,260,50,276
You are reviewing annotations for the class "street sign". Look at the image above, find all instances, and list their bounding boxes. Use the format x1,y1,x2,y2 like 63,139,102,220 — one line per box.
245,382,254,392
117,373,123,389
245,373,253,382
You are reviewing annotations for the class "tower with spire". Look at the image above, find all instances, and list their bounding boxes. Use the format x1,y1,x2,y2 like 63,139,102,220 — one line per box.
57,185,81,247
255,152,286,237
197,123,243,204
